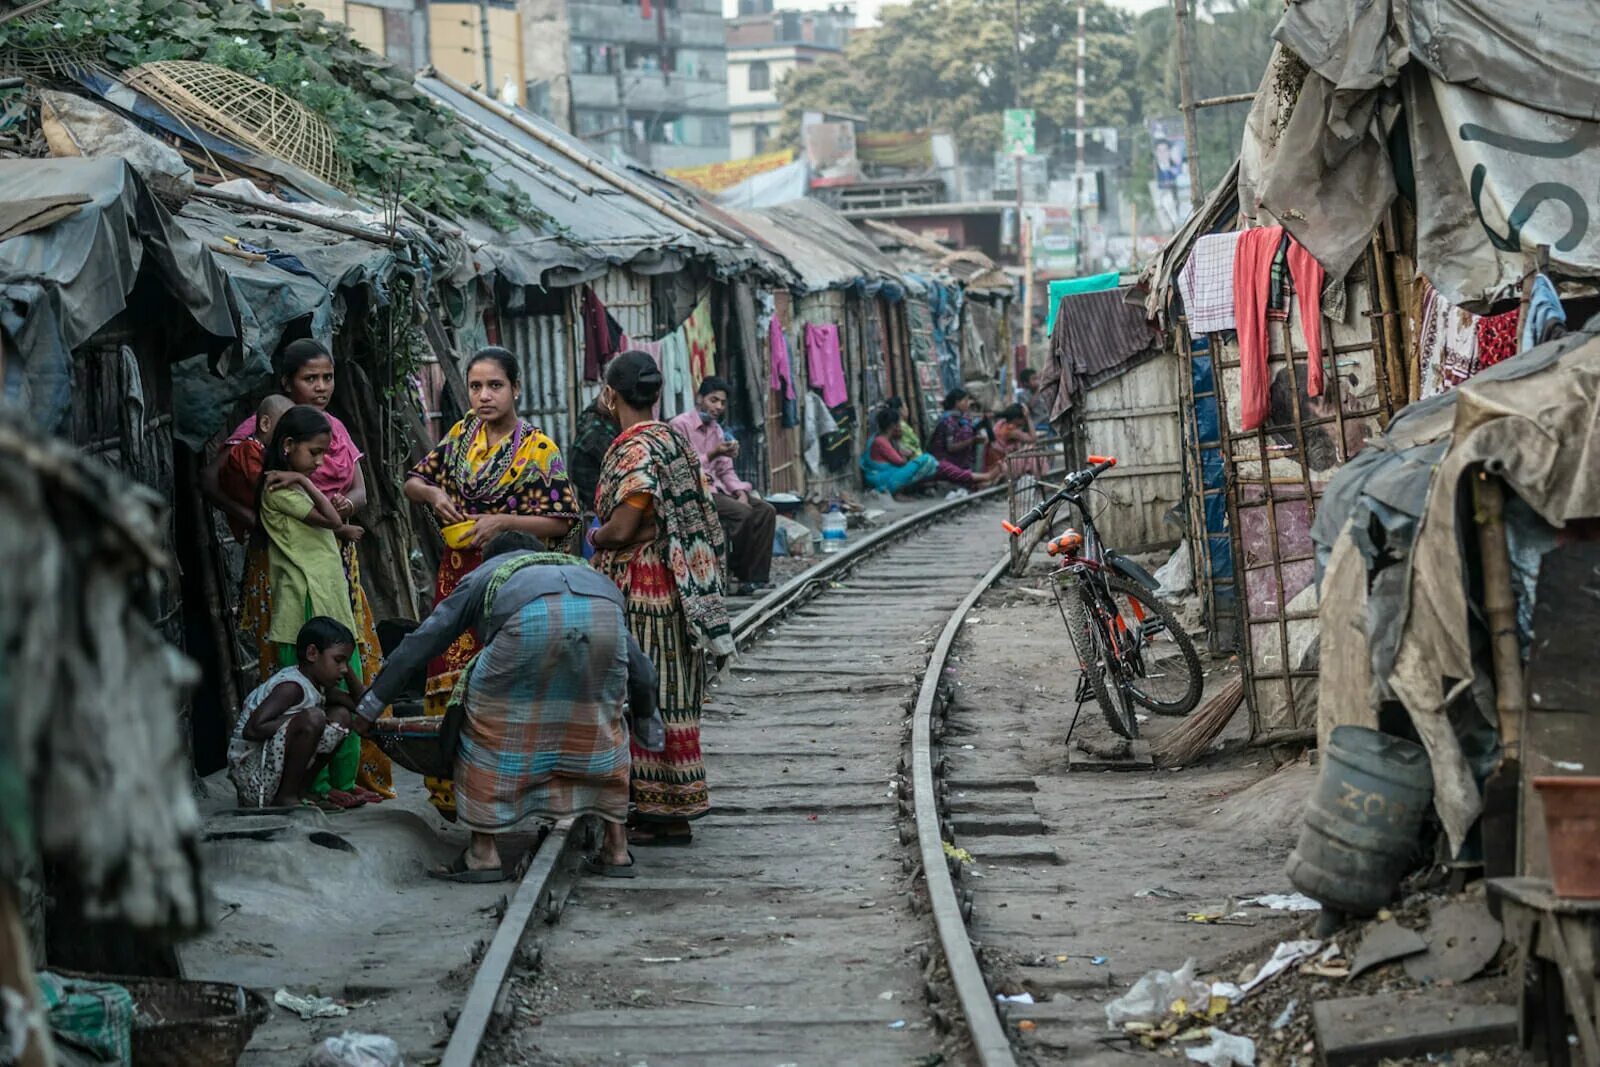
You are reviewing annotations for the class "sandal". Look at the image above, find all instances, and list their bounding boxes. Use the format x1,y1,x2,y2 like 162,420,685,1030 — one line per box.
324,789,367,810
583,851,638,879
301,797,342,814
349,787,386,804
427,849,508,884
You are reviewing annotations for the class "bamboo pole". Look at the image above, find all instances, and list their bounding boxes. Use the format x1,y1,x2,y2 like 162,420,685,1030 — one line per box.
428,70,722,241
1171,0,1205,209
193,188,404,246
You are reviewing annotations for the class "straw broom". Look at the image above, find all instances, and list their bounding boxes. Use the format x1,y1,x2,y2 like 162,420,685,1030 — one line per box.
1152,676,1246,766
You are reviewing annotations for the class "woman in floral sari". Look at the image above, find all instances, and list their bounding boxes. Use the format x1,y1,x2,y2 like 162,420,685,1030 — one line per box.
928,387,1002,489
403,347,579,817
591,351,734,845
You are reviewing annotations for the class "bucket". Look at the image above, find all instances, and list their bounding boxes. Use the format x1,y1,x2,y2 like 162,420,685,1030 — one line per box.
1534,776,1600,899
1285,725,1433,916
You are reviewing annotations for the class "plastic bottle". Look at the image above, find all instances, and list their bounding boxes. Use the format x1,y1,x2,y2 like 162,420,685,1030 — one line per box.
821,498,847,554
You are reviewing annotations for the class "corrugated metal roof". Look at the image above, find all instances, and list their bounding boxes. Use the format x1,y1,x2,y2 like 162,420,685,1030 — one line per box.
760,198,906,296
417,76,765,286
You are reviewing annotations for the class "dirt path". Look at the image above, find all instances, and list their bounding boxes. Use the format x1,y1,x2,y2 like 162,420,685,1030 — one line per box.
945,570,1317,1064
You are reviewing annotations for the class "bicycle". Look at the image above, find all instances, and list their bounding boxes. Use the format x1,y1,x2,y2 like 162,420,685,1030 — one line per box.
1002,455,1204,739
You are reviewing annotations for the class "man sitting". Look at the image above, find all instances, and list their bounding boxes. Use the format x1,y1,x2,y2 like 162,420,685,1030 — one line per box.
669,376,777,595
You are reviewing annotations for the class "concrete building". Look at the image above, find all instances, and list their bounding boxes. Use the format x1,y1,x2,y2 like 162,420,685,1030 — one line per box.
419,0,731,168
726,1,852,160
279,0,430,71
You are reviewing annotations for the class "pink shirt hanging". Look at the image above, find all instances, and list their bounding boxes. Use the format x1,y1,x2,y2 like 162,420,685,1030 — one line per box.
803,323,847,408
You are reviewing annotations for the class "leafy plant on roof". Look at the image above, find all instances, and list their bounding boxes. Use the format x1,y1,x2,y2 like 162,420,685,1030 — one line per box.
0,0,549,232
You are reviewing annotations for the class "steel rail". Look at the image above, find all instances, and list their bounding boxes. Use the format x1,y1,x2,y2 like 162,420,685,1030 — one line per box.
441,486,1016,1065
912,550,1018,1065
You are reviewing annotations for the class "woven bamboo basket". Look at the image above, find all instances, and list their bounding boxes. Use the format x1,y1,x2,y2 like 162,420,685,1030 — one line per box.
52,971,268,1067
123,60,352,189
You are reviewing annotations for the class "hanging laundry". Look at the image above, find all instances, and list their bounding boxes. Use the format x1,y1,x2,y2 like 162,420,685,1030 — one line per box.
682,298,717,386
1233,226,1325,431
580,287,624,382
1053,287,1158,386
1266,233,1292,321
802,390,838,475
622,336,666,418
1520,273,1567,351
1475,308,1520,370
1416,282,1480,399
1176,231,1243,334
803,323,847,408
768,315,799,428
656,328,695,418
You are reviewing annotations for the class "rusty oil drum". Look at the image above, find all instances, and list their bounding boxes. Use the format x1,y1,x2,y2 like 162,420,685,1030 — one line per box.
1286,725,1433,916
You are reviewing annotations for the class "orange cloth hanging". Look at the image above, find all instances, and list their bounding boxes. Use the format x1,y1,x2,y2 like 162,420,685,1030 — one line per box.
1233,226,1327,431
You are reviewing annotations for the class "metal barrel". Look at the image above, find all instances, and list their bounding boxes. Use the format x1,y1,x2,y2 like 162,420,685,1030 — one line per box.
1286,725,1434,916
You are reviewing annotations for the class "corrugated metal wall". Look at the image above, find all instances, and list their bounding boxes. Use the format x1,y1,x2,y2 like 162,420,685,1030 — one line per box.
1071,352,1185,554
501,308,573,445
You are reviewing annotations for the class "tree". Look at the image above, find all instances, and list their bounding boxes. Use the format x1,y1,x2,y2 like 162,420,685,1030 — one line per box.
777,0,1142,163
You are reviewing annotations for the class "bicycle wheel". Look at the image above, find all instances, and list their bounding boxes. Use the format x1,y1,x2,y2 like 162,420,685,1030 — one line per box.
1103,576,1203,715
1055,574,1140,738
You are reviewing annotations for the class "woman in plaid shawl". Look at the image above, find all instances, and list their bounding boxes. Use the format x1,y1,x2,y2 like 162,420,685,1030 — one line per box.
403,348,580,818
591,351,733,845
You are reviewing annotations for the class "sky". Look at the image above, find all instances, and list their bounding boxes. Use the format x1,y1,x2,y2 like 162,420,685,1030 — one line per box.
722,0,1169,25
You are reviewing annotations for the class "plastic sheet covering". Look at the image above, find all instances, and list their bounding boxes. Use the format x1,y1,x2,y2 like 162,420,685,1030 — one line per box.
169,199,407,447
0,412,204,930
0,158,236,431
1311,320,1600,852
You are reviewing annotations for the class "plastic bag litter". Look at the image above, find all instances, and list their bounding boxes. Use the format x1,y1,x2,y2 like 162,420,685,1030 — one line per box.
1240,940,1322,997
1184,1029,1256,1066
1104,958,1211,1028
275,989,349,1021
305,1031,403,1067
1239,892,1320,912
1154,541,1195,597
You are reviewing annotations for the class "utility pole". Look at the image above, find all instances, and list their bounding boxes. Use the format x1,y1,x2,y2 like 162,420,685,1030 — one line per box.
1012,0,1031,369
477,0,495,93
1172,0,1204,209
1074,0,1086,271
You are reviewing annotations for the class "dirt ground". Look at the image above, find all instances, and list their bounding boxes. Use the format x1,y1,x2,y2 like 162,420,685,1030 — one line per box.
944,563,1530,1066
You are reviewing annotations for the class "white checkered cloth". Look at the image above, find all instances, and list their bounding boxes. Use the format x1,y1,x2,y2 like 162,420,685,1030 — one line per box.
1178,231,1244,334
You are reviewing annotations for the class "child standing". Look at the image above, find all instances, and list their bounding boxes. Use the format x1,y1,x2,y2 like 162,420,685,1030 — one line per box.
258,404,370,809
229,617,362,808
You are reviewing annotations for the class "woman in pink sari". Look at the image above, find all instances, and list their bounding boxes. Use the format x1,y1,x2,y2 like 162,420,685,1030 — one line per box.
221,338,391,807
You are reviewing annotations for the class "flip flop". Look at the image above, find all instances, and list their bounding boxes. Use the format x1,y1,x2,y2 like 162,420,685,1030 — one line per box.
324,789,367,809
583,851,637,879
302,797,343,814
427,849,507,884
349,787,386,804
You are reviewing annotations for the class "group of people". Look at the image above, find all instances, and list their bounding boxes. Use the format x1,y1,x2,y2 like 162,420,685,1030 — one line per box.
208,344,742,881
210,341,1053,880
860,383,1049,498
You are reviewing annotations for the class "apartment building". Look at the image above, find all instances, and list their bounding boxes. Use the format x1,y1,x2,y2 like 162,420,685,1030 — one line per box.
725,0,852,159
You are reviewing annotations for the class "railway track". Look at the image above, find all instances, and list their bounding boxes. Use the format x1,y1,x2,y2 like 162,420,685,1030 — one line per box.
440,492,1026,1067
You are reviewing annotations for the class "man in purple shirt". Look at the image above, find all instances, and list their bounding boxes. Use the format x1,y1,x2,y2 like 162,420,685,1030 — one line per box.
669,376,777,594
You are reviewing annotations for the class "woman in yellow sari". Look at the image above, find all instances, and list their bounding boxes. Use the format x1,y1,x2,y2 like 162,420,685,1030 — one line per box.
403,348,580,817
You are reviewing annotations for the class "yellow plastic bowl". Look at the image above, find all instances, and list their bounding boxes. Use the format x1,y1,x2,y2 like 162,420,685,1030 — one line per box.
440,520,477,549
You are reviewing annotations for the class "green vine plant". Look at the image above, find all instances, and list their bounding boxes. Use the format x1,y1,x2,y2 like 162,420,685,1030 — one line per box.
0,0,550,232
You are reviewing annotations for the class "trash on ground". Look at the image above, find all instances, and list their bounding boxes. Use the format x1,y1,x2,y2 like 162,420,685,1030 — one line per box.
996,992,1035,1005
1403,898,1503,984
1348,919,1427,979
1271,999,1298,1031
275,989,349,1021
1183,1028,1256,1067
888,1019,907,1030
1239,940,1322,997
305,1031,403,1067
1105,959,1213,1029
1017,1019,1037,1032
1239,893,1320,911
1136,886,1184,900
942,842,973,864
638,956,683,964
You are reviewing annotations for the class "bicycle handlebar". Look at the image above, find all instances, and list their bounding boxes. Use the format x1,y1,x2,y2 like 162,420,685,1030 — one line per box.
1002,456,1116,537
